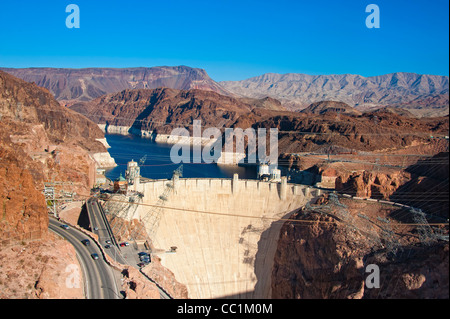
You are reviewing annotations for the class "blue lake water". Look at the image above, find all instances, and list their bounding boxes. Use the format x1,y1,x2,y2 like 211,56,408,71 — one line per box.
104,133,257,181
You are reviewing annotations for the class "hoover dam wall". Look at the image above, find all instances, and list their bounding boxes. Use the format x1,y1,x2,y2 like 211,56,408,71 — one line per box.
132,176,315,299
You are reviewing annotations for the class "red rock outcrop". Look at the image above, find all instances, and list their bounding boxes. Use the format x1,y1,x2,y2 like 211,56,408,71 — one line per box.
0,70,112,244
0,131,49,245
70,87,288,135
317,151,449,219
334,169,411,199
0,239,84,299
390,152,449,219
271,196,449,299
120,266,161,299
0,70,117,298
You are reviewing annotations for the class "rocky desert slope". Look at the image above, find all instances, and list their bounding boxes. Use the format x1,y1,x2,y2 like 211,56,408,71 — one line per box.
300,100,362,116
0,70,117,196
69,87,286,136
220,72,449,117
0,70,110,297
272,194,449,299
0,69,114,244
69,87,448,157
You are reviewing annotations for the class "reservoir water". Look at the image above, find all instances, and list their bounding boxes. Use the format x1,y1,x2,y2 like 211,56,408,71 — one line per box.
104,133,257,181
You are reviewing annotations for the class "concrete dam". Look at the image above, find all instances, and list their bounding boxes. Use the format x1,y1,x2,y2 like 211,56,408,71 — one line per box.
126,175,315,299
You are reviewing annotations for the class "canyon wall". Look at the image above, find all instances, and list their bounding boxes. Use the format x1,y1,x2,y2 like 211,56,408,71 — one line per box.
0,70,115,232
271,196,449,299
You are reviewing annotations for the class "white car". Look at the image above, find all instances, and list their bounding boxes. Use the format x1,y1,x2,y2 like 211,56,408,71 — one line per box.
60,224,70,230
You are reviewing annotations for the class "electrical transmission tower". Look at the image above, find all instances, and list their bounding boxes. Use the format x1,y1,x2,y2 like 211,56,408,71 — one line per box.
376,216,401,254
105,193,142,241
305,193,402,253
411,207,449,245
139,154,147,166
43,180,75,217
131,165,183,247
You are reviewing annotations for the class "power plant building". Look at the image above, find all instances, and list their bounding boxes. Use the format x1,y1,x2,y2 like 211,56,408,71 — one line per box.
257,162,281,182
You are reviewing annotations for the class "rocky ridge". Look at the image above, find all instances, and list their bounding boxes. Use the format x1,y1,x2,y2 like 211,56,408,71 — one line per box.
0,66,232,105
220,72,449,117
70,87,448,158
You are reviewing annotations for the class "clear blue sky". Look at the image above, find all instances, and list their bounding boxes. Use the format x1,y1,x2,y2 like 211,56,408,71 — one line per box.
0,0,448,81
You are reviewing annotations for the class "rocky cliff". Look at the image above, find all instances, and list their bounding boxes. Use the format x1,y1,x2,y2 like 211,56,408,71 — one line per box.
0,69,113,249
390,152,449,220
0,70,120,298
0,239,84,299
311,150,449,219
248,109,448,157
0,135,48,245
70,88,250,135
0,70,115,195
272,195,449,299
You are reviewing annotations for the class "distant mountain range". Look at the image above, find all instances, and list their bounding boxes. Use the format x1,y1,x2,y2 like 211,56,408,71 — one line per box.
0,66,231,105
220,72,449,117
1,66,448,117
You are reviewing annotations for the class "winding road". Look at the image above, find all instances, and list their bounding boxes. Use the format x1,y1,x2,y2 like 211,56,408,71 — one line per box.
49,218,121,299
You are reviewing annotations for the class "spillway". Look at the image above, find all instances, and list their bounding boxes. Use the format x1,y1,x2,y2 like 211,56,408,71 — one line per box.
131,175,314,298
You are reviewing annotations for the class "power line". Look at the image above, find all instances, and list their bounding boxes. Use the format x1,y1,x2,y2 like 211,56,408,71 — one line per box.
3,106,448,138
99,196,448,227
